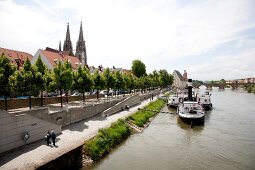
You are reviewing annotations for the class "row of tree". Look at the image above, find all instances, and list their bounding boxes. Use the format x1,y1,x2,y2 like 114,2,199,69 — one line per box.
0,56,173,102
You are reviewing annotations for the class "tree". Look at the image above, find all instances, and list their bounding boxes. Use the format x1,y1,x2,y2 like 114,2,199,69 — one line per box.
131,59,146,78
10,59,42,97
73,66,94,101
34,56,47,106
102,68,115,96
0,55,15,97
158,69,173,88
9,59,44,109
123,73,135,93
152,70,160,89
53,61,73,106
93,70,105,99
114,71,125,95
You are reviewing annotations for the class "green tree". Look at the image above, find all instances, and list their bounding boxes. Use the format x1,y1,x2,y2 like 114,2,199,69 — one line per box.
34,56,47,106
123,73,135,93
10,59,42,97
102,68,115,96
114,71,125,95
131,59,146,78
9,59,44,109
93,70,105,99
73,66,94,101
152,70,160,89
158,69,172,88
0,55,15,97
53,61,73,106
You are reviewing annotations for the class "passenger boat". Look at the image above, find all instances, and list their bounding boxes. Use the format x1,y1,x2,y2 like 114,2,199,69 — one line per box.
197,91,212,111
178,79,205,125
178,101,205,125
167,95,182,109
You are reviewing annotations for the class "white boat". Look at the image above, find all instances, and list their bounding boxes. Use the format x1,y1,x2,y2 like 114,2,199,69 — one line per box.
178,101,205,125
178,79,205,125
167,95,182,109
197,91,212,111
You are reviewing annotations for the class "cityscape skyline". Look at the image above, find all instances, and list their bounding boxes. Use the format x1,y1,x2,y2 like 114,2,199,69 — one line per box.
0,0,255,81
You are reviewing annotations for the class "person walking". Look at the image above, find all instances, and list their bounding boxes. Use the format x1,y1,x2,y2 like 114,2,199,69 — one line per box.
46,131,51,146
51,130,56,146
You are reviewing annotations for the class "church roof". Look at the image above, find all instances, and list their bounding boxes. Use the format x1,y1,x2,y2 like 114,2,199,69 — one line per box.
0,47,33,68
40,49,82,70
173,70,184,81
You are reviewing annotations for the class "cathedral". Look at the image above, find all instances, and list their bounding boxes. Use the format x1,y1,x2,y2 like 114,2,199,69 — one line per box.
62,22,87,65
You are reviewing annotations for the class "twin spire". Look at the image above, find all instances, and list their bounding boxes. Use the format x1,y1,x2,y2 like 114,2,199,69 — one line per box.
62,22,87,65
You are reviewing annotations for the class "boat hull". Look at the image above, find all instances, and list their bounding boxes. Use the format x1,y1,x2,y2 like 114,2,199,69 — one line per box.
202,104,212,111
167,104,178,109
178,115,205,125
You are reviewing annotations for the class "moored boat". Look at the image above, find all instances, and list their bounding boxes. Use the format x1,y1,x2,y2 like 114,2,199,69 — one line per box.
178,101,205,125
178,79,205,125
197,91,212,111
167,95,181,109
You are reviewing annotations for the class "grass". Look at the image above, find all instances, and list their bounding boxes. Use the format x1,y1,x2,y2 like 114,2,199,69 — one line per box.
127,99,166,127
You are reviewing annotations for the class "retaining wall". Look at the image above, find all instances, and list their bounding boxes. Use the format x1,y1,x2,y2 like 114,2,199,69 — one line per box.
36,145,83,170
0,94,104,110
0,110,61,153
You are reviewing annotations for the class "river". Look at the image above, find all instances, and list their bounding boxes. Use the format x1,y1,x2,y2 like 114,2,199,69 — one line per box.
84,88,255,170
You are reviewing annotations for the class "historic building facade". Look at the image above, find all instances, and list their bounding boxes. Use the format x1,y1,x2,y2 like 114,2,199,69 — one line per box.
172,70,188,89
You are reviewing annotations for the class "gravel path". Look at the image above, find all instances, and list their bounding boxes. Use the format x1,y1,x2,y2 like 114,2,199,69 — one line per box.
0,98,155,170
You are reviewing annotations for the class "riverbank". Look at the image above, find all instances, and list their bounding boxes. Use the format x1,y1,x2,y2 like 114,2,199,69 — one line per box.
0,97,160,170
83,99,166,167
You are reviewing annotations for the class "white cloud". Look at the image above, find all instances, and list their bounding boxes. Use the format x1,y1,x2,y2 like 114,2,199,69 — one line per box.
0,0,254,80
187,47,255,81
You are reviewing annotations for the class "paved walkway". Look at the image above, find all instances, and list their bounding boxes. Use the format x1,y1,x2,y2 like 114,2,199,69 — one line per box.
0,97,156,170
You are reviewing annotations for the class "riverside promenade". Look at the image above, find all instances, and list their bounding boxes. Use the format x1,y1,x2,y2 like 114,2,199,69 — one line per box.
0,97,156,170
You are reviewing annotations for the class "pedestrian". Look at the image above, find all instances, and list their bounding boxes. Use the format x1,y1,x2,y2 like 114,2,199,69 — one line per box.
51,130,56,146
46,131,51,146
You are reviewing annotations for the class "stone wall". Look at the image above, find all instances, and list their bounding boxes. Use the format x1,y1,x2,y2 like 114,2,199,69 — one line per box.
16,98,123,127
36,145,83,170
0,110,61,153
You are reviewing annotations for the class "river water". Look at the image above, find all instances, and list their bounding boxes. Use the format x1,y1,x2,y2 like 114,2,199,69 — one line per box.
84,89,255,170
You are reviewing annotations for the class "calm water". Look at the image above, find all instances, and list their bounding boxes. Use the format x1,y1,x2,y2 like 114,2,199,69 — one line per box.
84,89,255,170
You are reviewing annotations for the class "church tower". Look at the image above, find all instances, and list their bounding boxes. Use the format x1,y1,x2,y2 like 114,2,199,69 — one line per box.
63,22,74,56
75,21,87,65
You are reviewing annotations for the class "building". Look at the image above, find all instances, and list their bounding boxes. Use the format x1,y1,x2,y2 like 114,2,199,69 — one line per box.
0,47,33,70
172,70,187,89
31,47,82,70
62,22,87,65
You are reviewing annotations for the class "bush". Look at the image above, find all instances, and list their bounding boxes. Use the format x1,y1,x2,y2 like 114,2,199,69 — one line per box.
83,119,130,161
127,99,165,127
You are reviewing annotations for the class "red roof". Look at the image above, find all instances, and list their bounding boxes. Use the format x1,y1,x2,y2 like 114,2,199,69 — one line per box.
41,49,81,70
0,47,33,67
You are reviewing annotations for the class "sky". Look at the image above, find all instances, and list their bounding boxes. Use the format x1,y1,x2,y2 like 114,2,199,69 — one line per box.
0,0,255,81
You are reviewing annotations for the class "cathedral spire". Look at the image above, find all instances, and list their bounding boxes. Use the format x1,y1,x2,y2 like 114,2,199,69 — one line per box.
75,21,87,65
59,41,61,52
78,21,84,42
63,22,74,56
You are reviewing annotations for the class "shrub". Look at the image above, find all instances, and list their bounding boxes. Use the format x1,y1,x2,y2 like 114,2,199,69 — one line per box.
83,119,130,161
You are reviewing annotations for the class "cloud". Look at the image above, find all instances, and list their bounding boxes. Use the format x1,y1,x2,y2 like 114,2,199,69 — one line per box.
0,0,254,80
